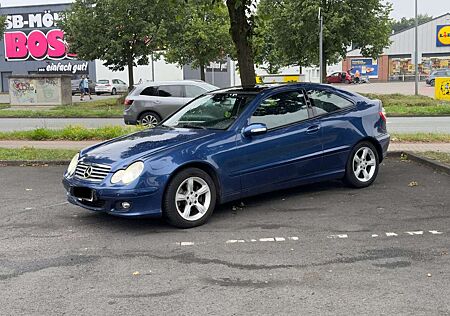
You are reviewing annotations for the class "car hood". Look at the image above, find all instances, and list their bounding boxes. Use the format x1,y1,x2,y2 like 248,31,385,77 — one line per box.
80,127,216,168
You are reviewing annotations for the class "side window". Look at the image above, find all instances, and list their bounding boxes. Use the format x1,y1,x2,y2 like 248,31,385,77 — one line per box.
119,80,126,85
112,79,119,84
307,90,353,116
250,90,309,129
185,85,207,98
140,86,158,96
158,85,184,97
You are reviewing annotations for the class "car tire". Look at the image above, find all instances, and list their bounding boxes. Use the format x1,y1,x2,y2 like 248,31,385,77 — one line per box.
343,141,379,188
138,111,161,128
163,168,217,228
96,93,101,96
345,79,351,84
430,79,435,87
111,88,117,95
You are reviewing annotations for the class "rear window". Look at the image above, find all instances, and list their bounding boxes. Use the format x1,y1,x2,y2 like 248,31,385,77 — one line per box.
158,85,184,97
98,80,109,84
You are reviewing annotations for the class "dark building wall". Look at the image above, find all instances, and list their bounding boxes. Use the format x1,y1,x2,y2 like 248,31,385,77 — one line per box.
0,3,96,92
183,58,231,88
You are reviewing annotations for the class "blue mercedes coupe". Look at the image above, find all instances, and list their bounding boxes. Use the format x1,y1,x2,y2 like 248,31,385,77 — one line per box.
63,83,390,228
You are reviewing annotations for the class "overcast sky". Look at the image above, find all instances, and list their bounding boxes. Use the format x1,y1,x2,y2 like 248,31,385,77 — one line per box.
2,0,450,20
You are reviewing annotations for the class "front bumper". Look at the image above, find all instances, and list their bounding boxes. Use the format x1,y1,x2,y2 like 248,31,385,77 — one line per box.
62,176,162,217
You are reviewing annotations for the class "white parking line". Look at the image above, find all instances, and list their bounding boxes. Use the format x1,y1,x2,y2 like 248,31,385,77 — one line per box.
177,230,445,247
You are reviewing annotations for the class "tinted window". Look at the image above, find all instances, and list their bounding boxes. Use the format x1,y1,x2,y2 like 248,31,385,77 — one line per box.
185,85,206,98
158,85,183,97
140,86,158,96
308,90,353,115
250,90,309,129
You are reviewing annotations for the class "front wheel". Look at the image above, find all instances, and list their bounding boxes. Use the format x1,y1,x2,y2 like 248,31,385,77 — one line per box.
163,168,217,228
344,142,379,188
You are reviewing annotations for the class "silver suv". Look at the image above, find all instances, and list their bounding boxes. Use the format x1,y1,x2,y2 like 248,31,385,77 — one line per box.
123,80,218,127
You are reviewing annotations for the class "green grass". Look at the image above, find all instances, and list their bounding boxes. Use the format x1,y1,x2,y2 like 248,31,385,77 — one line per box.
363,93,450,116
0,98,123,118
419,151,450,165
0,147,77,161
391,133,450,143
0,104,10,110
0,125,143,141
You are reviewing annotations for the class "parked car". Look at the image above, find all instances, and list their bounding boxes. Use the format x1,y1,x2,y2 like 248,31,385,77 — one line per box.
95,79,128,95
426,69,450,86
63,83,390,228
326,71,352,84
123,80,218,127
71,79,95,95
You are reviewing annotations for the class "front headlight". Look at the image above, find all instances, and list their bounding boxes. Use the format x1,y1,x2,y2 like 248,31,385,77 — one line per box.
67,153,80,176
111,161,144,184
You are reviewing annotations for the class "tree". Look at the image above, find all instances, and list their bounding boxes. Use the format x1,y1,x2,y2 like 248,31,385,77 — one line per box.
391,14,433,34
257,0,392,82
226,0,257,86
59,0,168,89
164,0,233,81
253,0,286,74
0,16,5,37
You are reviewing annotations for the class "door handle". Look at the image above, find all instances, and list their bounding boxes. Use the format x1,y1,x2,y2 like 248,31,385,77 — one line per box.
306,125,320,134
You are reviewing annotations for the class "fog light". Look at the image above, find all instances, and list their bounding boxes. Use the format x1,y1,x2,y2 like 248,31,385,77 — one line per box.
121,202,131,209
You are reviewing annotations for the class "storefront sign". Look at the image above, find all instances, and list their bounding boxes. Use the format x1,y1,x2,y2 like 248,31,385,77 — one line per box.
435,77,450,100
3,10,76,61
350,58,378,78
37,61,89,75
436,25,450,47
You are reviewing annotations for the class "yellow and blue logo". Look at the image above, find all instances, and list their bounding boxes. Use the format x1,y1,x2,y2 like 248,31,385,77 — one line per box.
437,25,450,47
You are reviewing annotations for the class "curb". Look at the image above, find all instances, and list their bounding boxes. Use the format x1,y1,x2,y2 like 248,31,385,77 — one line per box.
387,151,450,175
0,160,69,166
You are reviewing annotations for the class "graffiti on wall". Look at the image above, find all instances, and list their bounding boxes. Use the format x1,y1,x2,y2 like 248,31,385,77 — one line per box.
10,79,36,103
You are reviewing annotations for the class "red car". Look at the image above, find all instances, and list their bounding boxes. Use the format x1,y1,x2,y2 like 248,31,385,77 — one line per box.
326,72,352,84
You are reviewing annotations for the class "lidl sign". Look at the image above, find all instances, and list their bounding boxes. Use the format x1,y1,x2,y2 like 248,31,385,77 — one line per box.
437,25,450,47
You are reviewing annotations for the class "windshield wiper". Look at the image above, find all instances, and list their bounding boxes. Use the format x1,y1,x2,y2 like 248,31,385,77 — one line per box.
176,123,207,130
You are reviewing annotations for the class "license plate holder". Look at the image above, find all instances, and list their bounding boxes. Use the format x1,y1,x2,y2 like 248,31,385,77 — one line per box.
72,187,94,202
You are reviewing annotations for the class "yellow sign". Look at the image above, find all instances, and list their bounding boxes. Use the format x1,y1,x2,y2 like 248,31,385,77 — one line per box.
256,75,301,84
437,25,450,46
435,77,450,100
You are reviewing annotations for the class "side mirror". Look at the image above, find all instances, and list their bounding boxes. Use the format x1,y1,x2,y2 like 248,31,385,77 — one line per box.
242,123,268,137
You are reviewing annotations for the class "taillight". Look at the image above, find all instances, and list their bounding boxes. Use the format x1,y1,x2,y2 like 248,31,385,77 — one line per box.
379,110,386,122
124,98,133,109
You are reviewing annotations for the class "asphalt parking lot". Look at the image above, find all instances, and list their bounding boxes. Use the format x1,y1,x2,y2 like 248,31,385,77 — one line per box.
0,157,449,315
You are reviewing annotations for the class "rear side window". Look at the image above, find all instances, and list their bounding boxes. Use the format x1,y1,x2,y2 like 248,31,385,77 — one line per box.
140,86,158,96
308,90,353,115
158,85,184,97
250,90,309,129
185,85,207,98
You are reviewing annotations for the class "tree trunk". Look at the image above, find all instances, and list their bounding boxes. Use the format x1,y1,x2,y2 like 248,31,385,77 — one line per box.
127,56,134,90
226,0,256,87
200,64,206,81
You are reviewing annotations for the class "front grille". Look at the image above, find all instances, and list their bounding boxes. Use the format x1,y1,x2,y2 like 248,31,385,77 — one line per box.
74,162,111,182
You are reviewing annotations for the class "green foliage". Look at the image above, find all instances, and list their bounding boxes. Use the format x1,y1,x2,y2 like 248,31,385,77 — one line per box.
0,125,143,141
59,0,169,87
0,98,123,118
0,148,78,161
391,133,450,143
391,14,433,34
0,16,5,37
256,0,392,78
164,0,233,78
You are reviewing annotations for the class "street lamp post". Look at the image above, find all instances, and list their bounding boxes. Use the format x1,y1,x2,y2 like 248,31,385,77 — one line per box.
414,0,419,95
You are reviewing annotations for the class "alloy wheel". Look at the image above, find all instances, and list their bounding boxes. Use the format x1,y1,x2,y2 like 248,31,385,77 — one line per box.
140,114,159,128
175,177,211,221
352,147,376,182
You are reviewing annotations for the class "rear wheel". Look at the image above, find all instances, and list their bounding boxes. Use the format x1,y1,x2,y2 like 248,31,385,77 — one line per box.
111,88,117,95
344,141,379,188
163,168,217,228
139,111,161,128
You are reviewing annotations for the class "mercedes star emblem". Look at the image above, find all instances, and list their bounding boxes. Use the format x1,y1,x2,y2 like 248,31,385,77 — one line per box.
83,166,93,178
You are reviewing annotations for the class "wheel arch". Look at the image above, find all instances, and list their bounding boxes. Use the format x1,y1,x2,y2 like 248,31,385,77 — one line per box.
354,137,384,162
162,161,222,205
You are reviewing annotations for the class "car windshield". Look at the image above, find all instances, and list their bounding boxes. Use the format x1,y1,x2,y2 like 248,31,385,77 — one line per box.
163,93,256,130
98,80,109,84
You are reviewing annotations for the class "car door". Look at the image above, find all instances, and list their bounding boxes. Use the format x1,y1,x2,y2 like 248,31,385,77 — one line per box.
234,89,323,197
306,88,358,174
157,85,189,115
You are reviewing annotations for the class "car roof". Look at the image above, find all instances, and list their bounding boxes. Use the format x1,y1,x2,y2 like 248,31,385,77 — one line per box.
136,80,213,86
